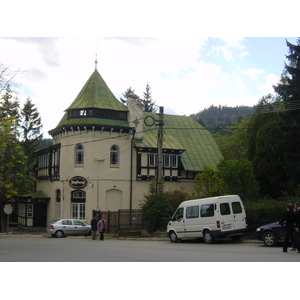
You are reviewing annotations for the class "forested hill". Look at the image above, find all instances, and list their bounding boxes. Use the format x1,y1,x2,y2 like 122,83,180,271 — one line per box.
190,105,255,130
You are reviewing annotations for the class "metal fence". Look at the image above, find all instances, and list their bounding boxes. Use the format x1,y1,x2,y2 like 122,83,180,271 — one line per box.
92,209,143,235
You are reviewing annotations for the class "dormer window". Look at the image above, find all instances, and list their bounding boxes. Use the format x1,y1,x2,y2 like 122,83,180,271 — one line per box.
80,109,87,116
67,108,127,121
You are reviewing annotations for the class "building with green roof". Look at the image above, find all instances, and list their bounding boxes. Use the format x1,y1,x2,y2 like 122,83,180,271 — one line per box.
25,65,223,229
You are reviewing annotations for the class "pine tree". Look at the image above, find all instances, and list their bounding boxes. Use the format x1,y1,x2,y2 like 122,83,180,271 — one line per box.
270,38,300,195
20,97,43,168
141,83,157,112
0,85,20,119
120,87,140,104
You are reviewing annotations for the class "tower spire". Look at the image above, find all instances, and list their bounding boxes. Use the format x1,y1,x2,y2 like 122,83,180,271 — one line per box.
95,53,98,70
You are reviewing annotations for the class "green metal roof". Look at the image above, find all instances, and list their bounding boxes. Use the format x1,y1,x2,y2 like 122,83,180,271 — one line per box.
51,68,130,131
66,68,128,111
134,112,223,171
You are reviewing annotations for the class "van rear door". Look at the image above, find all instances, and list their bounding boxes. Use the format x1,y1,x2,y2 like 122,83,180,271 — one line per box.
231,199,246,230
218,197,234,232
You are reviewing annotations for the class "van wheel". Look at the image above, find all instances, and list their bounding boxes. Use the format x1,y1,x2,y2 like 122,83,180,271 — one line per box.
169,231,179,243
203,230,215,244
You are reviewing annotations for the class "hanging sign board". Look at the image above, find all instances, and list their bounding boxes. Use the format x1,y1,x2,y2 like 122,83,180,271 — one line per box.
69,176,87,189
4,204,13,215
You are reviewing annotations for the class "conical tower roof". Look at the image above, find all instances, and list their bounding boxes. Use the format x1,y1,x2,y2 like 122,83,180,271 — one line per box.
49,68,130,135
66,68,127,111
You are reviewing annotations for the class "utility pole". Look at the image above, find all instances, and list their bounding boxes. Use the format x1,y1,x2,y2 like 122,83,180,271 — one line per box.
156,106,164,198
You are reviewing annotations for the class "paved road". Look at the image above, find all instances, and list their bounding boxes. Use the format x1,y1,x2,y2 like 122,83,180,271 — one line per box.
1,235,300,262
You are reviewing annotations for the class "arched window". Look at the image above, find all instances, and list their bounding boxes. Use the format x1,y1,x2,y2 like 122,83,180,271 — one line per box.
56,189,61,219
71,190,86,220
110,145,119,166
75,144,84,165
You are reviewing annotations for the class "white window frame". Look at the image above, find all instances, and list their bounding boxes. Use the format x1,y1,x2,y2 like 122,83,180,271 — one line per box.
75,144,84,165
110,145,119,166
171,154,178,168
148,153,157,167
71,190,86,220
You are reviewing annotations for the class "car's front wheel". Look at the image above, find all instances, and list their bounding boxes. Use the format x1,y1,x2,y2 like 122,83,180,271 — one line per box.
263,231,277,247
55,230,64,238
169,231,179,243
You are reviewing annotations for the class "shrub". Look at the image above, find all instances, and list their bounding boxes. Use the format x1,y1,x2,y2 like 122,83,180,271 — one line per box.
141,186,190,232
244,198,288,233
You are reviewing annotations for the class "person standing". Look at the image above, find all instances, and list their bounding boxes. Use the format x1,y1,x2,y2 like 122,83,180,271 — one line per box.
294,202,300,249
90,215,98,240
97,217,107,240
278,203,300,253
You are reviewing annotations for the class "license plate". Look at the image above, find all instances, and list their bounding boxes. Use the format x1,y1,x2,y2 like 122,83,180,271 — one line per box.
222,224,232,230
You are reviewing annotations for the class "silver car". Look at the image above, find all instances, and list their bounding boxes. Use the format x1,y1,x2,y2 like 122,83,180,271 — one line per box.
47,219,91,238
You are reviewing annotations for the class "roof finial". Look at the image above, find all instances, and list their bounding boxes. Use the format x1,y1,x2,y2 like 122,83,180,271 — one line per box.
95,53,98,70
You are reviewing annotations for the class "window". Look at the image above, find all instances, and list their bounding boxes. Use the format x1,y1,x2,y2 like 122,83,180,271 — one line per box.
232,202,242,214
172,207,184,221
200,204,214,217
74,220,84,225
163,154,170,168
148,153,157,167
56,190,61,219
186,206,199,218
75,144,84,165
71,190,86,220
171,155,178,168
62,220,72,225
110,145,119,165
220,203,231,215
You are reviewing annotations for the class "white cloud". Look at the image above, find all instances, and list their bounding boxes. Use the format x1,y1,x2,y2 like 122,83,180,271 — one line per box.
240,51,249,57
259,74,279,95
242,68,264,80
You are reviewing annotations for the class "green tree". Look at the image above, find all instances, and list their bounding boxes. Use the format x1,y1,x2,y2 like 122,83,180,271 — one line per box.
217,159,259,201
141,178,190,232
0,85,20,119
193,164,223,198
214,117,249,160
140,83,157,112
120,87,140,105
272,38,300,195
20,97,43,168
0,116,26,232
246,94,286,198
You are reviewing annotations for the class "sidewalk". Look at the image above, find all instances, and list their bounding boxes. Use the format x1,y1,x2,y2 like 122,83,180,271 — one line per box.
0,228,260,243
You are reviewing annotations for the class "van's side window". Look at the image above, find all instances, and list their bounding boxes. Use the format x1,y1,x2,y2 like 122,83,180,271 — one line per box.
232,202,242,214
172,207,184,221
186,206,199,218
220,203,231,215
200,204,214,217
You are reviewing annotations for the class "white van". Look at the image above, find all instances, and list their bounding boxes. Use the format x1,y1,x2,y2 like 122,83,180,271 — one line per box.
167,195,247,243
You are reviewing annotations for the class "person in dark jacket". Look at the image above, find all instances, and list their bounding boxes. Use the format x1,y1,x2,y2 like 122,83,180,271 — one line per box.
294,202,300,246
90,215,98,240
278,203,300,253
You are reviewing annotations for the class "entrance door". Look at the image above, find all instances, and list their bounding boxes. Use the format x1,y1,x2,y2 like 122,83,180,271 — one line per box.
33,202,47,226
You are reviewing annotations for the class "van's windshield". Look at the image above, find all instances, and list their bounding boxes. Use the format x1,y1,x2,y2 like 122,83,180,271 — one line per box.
172,207,184,221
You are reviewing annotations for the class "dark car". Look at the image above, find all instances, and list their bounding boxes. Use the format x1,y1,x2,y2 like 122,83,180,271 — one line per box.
255,222,300,246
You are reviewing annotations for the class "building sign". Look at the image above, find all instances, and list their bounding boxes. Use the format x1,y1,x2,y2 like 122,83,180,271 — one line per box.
69,176,87,189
